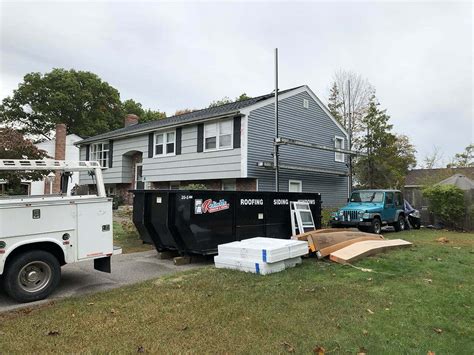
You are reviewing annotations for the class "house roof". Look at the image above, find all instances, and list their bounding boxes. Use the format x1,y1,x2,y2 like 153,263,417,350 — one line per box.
437,174,474,190
77,86,304,145
404,167,474,187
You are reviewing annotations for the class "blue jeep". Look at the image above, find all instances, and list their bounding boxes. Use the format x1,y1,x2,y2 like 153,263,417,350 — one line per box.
330,190,406,234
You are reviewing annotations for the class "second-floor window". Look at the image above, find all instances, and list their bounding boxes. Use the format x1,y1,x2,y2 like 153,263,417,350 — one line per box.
204,120,233,151
334,136,345,162
90,142,109,167
155,131,175,156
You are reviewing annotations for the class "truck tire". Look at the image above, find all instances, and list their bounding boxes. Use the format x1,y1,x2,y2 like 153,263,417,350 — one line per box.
394,215,406,232
3,250,61,303
369,218,382,234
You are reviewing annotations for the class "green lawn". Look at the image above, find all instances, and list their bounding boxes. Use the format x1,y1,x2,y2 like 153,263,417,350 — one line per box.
1,229,473,354
113,215,153,254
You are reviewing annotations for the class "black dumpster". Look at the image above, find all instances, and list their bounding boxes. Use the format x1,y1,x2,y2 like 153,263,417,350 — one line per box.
131,190,322,255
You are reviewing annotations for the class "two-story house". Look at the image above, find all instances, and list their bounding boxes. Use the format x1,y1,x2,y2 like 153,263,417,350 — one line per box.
76,85,349,207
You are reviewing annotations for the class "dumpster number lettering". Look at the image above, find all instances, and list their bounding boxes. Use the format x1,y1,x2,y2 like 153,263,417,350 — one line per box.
181,195,193,200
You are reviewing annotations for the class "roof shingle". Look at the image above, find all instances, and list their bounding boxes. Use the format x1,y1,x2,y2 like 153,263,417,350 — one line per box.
77,86,303,145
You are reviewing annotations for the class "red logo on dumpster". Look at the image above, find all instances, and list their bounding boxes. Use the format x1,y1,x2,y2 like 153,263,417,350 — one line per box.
202,199,230,213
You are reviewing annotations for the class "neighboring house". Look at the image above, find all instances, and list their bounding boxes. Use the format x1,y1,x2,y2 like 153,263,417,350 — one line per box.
404,167,474,226
76,85,349,207
28,133,82,195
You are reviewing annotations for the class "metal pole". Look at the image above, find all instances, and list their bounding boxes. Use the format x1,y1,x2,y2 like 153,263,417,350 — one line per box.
347,80,352,194
274,48,279,192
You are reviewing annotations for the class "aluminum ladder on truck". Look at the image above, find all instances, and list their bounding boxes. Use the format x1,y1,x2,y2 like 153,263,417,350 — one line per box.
290,201,316,236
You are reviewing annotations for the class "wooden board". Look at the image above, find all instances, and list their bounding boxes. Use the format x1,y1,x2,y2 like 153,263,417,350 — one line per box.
294,228,359,241
318,236,384,258
329,239,412,264
308,231,383,251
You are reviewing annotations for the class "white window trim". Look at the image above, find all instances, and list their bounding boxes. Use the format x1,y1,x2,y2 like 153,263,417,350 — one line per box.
203,119,234,152
90,142,109,168
289,180,303,193
154,130,176,157
134,163,143,189
334,135,345,163
303,98,309,109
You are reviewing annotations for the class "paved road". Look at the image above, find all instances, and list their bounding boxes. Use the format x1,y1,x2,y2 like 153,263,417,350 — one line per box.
0,250,208,313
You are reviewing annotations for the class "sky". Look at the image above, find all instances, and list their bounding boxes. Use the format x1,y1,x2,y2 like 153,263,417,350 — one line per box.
0,0,472,166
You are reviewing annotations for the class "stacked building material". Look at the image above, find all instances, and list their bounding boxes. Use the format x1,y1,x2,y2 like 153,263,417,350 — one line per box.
214,237,308,275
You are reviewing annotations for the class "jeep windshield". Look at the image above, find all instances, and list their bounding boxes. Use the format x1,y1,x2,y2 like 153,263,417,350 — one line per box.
350,191,384,203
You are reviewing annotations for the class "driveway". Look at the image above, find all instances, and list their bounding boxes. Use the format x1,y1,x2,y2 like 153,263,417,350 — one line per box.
0,250,208,313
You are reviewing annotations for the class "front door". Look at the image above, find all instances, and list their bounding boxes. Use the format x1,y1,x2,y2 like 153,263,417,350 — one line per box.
135,163,144,189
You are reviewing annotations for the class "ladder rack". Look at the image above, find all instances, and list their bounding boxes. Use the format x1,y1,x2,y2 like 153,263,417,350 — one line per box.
0,159,102,172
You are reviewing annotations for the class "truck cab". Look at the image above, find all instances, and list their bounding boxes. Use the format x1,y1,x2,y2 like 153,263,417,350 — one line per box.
330,190,406,234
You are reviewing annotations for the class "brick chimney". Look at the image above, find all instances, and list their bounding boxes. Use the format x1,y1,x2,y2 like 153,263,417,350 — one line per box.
52,123,67,193
124,114,139,127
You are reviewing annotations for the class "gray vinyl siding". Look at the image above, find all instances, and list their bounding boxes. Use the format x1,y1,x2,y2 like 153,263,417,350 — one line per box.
79,135,148,184
80,121,241,185
248,91,348,207
142,124,241,182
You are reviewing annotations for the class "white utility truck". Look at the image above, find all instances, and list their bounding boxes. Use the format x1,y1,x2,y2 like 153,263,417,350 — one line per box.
0,159,121,303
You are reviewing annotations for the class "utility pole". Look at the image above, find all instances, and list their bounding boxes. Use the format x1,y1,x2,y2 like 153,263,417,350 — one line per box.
347,80,353,194
274,48,279,192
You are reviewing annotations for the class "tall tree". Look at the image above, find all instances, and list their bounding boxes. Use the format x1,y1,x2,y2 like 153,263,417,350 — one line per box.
0,69,124,139
353,96,416,189
327,82,344,125
327,70,374,135
174,108,197,116
121,99,166,122
422,146,444,169
208,93,251,108
0,128,48,193
447,144,474,167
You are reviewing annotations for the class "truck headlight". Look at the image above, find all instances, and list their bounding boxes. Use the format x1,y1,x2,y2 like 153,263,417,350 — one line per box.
0,241,5,248
338,210,344,216
412,210,420,218
362,213,371,219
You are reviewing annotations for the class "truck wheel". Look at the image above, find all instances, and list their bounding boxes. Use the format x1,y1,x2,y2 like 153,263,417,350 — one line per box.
3,250,61,303
369,218,382,234
394,215,406,232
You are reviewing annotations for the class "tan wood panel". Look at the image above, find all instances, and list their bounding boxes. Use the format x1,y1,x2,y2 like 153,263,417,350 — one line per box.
329,239,412,264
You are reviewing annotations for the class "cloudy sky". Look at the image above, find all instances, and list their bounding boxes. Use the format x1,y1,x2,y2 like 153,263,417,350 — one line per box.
1,0,472,166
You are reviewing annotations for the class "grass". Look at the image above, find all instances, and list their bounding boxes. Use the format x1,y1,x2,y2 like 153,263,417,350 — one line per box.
113,209,153,254
1,229,473,354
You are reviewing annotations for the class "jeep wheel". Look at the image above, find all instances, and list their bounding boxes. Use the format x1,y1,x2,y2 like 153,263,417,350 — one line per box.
394,215,406,232
370,218,382,234
3,250,61,303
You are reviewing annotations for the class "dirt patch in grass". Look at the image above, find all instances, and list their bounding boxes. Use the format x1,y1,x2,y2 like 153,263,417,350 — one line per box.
0,230,472,353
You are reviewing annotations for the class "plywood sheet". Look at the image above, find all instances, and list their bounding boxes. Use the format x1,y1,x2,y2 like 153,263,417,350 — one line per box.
309,231,383,251
318,236,384,258
329,239,412,264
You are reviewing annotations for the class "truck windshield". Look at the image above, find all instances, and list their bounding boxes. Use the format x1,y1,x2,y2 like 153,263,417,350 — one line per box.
350,191,384,203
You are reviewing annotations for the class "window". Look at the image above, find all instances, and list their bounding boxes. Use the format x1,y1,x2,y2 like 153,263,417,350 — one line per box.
385,192,394,205
395,192,403,206
204,119,233,151
303,99,309,109
154,131,175,156
90,142,109,167
350,191,384,203
335,136,345,162
289,180,302,192
222,179,236,191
